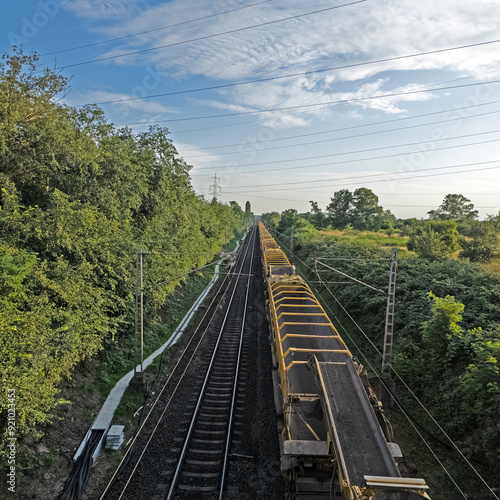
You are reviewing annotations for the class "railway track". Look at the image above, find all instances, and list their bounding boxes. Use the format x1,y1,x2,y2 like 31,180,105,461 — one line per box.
102,225,259,500
167,226,255,499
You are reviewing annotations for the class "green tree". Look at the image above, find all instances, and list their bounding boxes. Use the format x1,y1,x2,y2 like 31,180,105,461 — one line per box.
261,211,281,229
486,211,500,230
0,48,248,444
407,220,459,260
244,200,253,225
326,189,353,229
309,200,326,229
422,292,465,357
459,221,498,262
428,194,478,221
278,208,299,231
350,187,384,230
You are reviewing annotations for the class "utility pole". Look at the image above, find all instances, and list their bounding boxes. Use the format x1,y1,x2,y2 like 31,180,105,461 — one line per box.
382,248,397,376
290,225,294,254
209,174,221,197
134,249,144,380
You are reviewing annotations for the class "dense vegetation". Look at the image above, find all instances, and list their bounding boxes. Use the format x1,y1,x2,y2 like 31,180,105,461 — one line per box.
0,50,252,444
262,202,500,496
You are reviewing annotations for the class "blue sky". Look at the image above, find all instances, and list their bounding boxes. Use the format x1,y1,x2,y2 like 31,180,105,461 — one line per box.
2,0,500,218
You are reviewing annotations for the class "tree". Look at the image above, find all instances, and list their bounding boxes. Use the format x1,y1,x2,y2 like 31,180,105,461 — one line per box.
0,49,250,442
459,221,498,262
486,211,500,231
422,292,465,356
407,220,459,260
261,211,281,229
326,189,353,229
350,187,384,230
409,228,449,260
309,201,326,229
244,200,253,225
428,194,478,221
278,208,299,231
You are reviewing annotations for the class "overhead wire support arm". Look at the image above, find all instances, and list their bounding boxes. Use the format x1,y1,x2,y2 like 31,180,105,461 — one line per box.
314,259,385,293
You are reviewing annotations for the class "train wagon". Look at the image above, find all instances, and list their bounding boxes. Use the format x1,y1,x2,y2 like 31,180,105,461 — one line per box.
258,222,431,500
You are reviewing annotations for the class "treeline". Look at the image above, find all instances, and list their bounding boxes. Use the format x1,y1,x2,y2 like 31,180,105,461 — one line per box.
0,51,252,439
264,187,499,262
262,199,500,493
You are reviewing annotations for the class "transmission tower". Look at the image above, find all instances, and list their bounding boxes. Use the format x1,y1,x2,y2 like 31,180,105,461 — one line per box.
209,174,221,197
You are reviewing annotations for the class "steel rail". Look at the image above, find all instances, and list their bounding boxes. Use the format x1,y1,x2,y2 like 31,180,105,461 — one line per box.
219,227,256,500
166,226,256,500
101,239,244,500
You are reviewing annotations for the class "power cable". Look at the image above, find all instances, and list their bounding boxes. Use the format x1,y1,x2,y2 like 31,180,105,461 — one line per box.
192,138,500,177
183,108,500,158
223,164,500,202
123,71,500,132
101,76,500,119
194,128,500,173
177,101,500,153
315,259,384,293
40,0,273,56
217,158,500,191
62,1,366,70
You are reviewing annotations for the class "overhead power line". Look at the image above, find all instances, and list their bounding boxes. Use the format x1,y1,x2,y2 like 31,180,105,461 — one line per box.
108,77,500,123
85,38,500,107
222,163,500,201
184,108,500,158
217,159,500,191
63,1,366,70
121,68,500,133
177,99,500,153
191,136,500,177
40,0,273,56
193,128,500,172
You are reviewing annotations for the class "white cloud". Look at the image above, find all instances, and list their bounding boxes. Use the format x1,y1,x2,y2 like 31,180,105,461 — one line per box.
66,0,500,127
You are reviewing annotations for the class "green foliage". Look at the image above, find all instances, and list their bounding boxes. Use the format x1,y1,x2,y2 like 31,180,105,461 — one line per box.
261,211,281,229
309,200,326,229
407,220,459,260
459,221,498,262
0,49,250,444
428,193,478,221
421,292,464,357
326,189,353,229
277,208,299,231
324,187,388,231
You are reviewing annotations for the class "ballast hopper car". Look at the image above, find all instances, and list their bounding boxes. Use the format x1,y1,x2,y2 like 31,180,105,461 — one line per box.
259,222,431,500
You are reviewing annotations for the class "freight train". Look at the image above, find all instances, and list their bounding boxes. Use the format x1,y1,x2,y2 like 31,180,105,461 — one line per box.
259,222,431,500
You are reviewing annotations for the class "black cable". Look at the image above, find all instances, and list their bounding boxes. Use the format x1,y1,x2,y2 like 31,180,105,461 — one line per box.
223,163,500,203
62,1,366,70
194,128,500,173
94,77,500,121
59,430,104,500
126,76,500,132
184,108,500,158
40,0,273,57
375,375,487,466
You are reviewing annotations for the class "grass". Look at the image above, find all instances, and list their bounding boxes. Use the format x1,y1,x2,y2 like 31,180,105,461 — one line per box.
479,257,500,275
